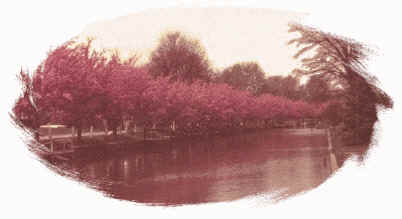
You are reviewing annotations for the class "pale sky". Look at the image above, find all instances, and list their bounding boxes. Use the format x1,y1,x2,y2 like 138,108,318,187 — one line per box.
80,8,306,76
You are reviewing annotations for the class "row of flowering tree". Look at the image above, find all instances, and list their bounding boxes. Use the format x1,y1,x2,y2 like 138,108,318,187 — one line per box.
12,39,328,142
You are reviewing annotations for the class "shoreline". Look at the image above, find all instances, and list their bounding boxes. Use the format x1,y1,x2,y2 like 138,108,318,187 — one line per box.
32,127,368,161
34,127,328,154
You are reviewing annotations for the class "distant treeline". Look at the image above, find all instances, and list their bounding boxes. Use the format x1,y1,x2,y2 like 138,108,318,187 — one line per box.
12,37,327,141
12,25,392,146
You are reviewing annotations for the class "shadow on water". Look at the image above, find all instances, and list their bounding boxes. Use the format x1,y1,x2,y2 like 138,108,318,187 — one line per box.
43,128,357,206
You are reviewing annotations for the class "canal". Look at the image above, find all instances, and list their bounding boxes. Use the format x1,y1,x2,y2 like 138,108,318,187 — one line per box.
47,128,351,206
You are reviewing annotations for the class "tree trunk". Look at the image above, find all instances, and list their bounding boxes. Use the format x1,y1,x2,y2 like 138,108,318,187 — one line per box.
90,125,93,138
143,126,146,141
34,131,40,141
103,119,109,135
77,126,82,142
125,120,131,133
171,121,176,132
112,126,117,137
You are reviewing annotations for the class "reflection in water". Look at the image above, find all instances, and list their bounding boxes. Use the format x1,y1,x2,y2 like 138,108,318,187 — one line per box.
56,128,346,206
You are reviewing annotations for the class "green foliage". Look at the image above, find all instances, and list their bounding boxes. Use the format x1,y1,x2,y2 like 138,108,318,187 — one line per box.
148,31,212,83
259,75,302,100
303,75,331,103
219,62,265,95
289,23,393,146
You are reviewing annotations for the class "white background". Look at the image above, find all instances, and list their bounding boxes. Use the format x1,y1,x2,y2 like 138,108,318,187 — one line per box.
1,0,401,218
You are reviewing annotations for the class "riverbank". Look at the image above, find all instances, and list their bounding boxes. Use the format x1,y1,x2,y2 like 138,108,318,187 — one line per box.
39,127,327,150
42,126,349,157
35,126,371,163
327,126,370,165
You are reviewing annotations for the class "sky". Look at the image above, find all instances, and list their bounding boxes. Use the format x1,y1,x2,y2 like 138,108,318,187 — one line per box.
79,8,306,76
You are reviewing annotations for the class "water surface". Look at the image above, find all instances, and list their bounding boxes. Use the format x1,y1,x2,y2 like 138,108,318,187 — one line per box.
48,128,347,206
